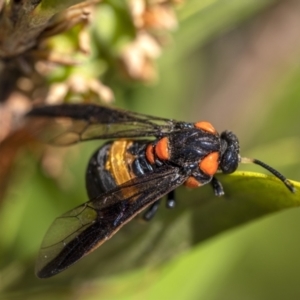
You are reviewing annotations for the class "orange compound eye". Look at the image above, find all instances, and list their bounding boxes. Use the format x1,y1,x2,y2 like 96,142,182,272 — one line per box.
145,144,155,164
184,176,202,188
199,152,219,176
194,121,216,134
155,137,170,160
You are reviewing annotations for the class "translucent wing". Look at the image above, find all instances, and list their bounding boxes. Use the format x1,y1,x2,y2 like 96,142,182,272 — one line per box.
26,104,183,145
35,165,187,278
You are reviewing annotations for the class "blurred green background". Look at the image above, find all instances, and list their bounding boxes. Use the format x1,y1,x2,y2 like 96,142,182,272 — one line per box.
1,0,300,299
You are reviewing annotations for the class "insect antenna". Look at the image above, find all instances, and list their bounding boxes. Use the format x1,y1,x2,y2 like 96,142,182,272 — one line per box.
240,157,296,193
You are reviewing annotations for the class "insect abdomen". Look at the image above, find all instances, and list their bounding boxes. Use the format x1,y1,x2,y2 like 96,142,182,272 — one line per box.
85,140,154,199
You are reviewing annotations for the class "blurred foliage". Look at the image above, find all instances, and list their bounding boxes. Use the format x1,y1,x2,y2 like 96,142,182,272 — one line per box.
1,0,300,299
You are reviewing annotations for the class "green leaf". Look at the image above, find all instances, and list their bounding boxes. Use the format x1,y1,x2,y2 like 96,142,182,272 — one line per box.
80,171,299,277
16,170,296,283
3,170,298,298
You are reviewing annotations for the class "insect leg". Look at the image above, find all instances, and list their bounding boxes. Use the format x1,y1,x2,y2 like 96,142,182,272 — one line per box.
143,189,176,221
143,200,161,221
166,190,176,208
210,177,225,197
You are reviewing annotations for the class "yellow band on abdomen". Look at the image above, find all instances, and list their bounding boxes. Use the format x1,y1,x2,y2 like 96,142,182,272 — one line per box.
106,140,134,186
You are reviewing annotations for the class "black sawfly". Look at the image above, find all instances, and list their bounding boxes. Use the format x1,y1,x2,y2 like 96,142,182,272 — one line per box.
26,104,295,278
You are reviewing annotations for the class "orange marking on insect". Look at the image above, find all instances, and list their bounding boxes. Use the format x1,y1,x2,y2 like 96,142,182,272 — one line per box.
199,152,219,176
194,121,216,134
155,137,170,160
184,176,202,188
146,143,155,164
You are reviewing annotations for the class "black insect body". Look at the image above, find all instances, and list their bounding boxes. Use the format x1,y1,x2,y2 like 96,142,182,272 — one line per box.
26,104,295,278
